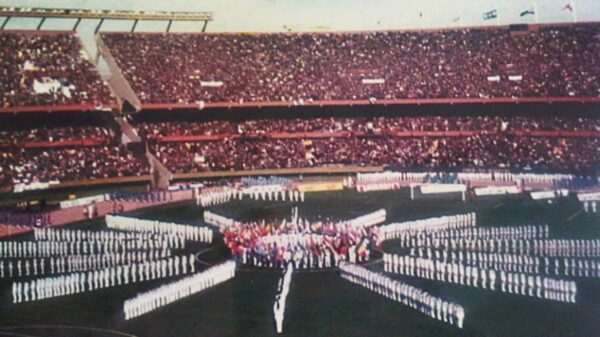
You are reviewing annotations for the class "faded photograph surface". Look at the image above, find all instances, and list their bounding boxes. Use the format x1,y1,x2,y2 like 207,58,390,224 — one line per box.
0,1,599,336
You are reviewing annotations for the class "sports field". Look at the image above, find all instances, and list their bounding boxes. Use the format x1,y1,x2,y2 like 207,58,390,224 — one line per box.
1,189,599,337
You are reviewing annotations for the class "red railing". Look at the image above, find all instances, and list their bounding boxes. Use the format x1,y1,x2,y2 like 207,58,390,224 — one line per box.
150,129,600,143
138,96,600,111
22,138,108,148
0,103,118,114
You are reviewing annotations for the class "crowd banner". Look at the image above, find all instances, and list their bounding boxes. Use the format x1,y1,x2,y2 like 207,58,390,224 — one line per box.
296,181,343,192
577,192,600,201
474,186,520,196
13,181,60,193
60,194,108,209
530,189,569,200
361,78,385,84
420,184,467,194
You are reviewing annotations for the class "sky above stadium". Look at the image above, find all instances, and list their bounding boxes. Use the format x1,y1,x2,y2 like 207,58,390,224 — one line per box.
2,0,599,34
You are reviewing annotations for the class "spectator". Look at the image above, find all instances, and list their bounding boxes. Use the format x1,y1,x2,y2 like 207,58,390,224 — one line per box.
102,24,600,104
0,32,114,109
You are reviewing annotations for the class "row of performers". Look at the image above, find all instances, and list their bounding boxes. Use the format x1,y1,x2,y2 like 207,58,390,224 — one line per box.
384,254,577,303
340,262,466,328
0,250,170,278
12,254,196,303
124,260,236,320
106,215,213,243
198,187,305,207
273,263,293,333
413,249,600,277
0,239,176,258
423,238,600,257
379,213,476,241
34,227,185,246
410,224,549,241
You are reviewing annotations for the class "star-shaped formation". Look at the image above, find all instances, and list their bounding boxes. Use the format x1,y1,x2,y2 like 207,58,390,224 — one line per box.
1,197,598,334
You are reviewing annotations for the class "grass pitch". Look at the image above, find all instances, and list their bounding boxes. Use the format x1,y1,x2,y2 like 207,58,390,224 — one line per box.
0,189,599,337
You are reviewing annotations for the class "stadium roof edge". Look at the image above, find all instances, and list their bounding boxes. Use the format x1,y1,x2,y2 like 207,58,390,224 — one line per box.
0,6,213,21
0,29,76,35
97,20,600,36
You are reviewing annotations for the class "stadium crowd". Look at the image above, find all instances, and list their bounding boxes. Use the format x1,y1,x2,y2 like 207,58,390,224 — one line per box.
0,123,148,186
149,135,600,174
2,113,599,186
0,32,113,109
137,115,600,174
1,145,148,185
152,139,305,173
103,23,600,104
135,116,600,139
0,126,112,147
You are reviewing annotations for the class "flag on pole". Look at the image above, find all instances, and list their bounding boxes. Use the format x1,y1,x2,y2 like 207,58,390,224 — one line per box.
562,2,576,23
483,9,497,20
453,17,461,22
520,7,535,16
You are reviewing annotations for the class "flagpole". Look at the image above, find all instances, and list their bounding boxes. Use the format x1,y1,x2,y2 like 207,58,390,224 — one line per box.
572,0,577,23
460,1,464,27
497,1,501,26
534,3,538,24
496,2,499,26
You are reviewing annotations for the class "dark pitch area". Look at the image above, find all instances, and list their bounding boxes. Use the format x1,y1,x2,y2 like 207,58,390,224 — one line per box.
0,189,599,337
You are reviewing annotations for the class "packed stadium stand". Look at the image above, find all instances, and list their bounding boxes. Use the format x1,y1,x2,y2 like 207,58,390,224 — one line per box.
0,31,115,112
132,116,600,174
0,22,599,191
0,31,148,190
101,23,600,107
0,113,149,190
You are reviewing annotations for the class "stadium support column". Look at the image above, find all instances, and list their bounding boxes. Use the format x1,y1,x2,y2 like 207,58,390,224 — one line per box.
202,20,208,32
0,16,10,30
36,17,46,30
73,18,82,31
146,152,173,190
131,19,139,33
95,18,105,34
166,20,173,32
410,184,415,200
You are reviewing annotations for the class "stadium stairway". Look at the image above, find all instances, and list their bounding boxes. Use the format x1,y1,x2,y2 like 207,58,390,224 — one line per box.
115,116,173,189
146,152,173,189
95,34,142,112
115,117,142,144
